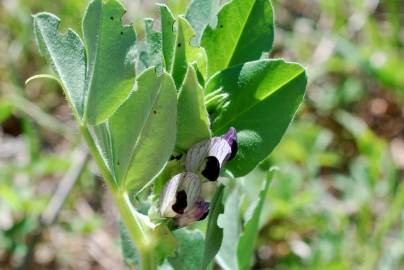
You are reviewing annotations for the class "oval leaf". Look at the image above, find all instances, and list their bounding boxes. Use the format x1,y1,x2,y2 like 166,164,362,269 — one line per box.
104,68,177,190
201,0,274,77
206,59,307,176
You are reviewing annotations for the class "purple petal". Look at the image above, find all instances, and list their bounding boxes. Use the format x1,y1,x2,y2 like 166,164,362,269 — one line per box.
176,199,210,227
222,127,238,161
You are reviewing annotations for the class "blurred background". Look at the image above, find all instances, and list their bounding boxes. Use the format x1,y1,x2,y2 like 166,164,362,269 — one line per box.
0,0,403,269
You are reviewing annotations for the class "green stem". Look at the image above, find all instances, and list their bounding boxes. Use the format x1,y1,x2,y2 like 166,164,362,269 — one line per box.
80,125,157,270
115,192,156,270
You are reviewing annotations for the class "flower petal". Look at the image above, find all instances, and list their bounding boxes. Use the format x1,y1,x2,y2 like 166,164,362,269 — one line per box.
222,127,238,161
185,137,232,175
160,172,200,217
176,198,210,227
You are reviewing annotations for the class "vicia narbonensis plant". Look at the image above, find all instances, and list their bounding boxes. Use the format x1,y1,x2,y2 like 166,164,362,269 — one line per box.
28,0,307,269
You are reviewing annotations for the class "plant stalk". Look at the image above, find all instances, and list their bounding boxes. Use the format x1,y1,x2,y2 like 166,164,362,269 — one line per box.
80,125,157,270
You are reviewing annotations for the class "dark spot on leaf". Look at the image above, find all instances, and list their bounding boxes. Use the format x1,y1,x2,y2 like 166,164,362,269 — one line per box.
153,110,157,114
110,16,114,20
120,31,123,35
117,161,120,166
172,190,187,214
220,24,223,28
201,156,220,181
177,43,182,47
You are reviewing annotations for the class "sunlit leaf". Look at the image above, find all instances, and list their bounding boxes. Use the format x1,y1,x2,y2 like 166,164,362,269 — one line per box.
201,0,274,77
206,59,307,176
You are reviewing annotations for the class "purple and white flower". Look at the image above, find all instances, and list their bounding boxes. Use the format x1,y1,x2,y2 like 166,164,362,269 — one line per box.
159,127,238,226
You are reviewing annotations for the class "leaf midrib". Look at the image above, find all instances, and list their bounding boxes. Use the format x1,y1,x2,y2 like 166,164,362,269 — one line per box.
214,67,305,133
83,2,103,123
120,75,165,187
222,0,258,71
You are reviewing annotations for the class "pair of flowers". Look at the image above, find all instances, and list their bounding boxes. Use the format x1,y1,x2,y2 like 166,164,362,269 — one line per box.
159,127,237,227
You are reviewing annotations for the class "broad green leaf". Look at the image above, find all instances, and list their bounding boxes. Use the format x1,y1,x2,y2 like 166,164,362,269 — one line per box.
172,17,207,88
33,13,86,119
176,65,211,151
217,185,241,270
144,18,163,72
201,184,225,270
160,4,176,72
82,0,136,125
98,68,177,190
168,229,205,270
119,220,140,269
237,170,274,270
185,0,220,44
201,0,274,77
206,59,307,176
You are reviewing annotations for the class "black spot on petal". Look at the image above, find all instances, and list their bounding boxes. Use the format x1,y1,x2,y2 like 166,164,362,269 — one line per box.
172,190,187,214
201,156,220,181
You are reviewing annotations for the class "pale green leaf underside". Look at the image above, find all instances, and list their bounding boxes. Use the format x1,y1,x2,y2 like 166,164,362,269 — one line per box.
206,59,307,176
237,170,273,270
83,0,136,125
217,185,241,270
104,68,177,190
33,0,137,125
168,229,205,270
33,13,86,119
201,0,274,77
176,65,211,151
185,0,220,44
